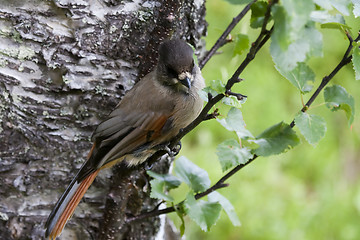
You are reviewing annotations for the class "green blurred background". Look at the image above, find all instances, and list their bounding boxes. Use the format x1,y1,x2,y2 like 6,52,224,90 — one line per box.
170,1,360,239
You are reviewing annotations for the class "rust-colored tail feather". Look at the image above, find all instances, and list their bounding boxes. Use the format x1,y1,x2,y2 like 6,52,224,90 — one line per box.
45,169,99,239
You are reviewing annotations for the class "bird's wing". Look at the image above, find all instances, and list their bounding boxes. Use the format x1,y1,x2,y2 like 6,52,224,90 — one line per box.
97,109,171,158
45,100,172,239
45,104,173,239
77,71,177,181
77,108,173,182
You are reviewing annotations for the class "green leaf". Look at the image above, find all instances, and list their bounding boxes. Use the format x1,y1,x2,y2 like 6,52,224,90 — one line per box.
282,0,315,38
184,193,222,232
199,87,218,102
224,0,253,5
306,27,324,59
310,10,345,24
199,80,226,102
352,45,360,80
221,95,245,108
314,0,351,16
179,214,185,236
210,79,226,93
216,139,253,172
321,22,352,33
353,0,360,17
271,1,322,71
271,25,323,71
175,204,186,236
276,62,315,93
314,0,333,9
208,191,241,227
242,139,260,150
216,107,254,139
271,5,290,50
294,112,327,145
324,85,355,125
250,1,268,29
331,0,351,15
149,179,174,201
250,122,300,157
147,171,182,189
174,156,211,193
147,171,182,201
330,0,351,16
233,34,250,56
271,0,314,51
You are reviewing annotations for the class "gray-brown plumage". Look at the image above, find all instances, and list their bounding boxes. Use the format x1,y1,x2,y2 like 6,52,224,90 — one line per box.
45,39,205,239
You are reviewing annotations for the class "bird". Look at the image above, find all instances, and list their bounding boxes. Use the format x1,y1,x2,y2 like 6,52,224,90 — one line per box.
44,38,205,239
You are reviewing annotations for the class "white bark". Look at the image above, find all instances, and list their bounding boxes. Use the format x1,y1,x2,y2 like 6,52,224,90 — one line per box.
0,0,206,238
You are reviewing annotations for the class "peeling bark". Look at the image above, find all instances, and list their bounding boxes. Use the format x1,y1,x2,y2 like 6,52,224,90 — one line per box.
0,0,206,239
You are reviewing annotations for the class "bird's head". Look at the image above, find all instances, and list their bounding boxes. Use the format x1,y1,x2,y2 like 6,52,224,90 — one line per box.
157,39,197,93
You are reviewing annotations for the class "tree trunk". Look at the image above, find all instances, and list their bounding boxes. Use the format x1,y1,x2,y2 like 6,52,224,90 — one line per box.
0,0,206,239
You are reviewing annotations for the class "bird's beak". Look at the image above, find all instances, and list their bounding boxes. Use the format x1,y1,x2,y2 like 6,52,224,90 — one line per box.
179,77,191,89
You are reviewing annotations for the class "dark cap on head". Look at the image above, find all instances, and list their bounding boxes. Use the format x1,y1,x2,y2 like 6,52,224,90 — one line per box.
158,39,194,73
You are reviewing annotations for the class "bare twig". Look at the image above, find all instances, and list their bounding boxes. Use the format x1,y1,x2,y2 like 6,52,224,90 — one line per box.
204,109,220,120
198,0,258,69
226,90,247,100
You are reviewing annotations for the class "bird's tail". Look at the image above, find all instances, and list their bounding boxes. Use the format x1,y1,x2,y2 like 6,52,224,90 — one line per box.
45,169,100,239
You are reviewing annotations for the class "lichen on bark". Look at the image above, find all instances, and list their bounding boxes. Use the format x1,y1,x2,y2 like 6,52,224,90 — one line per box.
0,0,206,239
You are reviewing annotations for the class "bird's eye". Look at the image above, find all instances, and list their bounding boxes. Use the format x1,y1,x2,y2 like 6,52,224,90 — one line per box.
166,66,178,78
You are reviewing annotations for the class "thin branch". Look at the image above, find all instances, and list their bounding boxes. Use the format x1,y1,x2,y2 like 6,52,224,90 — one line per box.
255,26,274,55
204,109,220,120
130,27,360,224
198,0,257,69
168,4,276,148
289,31,358,127
158,29,358,221
126,206,176,223
127,0,278,223
226,90,247,100
225,1,276,90
208,30,360,207
126,157,257,223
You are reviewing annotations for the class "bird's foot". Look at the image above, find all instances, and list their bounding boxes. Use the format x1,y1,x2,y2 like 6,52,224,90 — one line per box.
170,141,182,156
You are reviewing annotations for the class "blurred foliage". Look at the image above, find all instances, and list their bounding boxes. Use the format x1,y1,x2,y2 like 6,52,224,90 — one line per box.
170,0,360,239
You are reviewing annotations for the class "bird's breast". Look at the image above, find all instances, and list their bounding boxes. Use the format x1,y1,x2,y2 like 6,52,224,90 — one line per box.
171,91,203,131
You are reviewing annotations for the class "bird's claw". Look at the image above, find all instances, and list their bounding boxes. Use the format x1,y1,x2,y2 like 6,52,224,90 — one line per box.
163,141,182,157
171,141,182,156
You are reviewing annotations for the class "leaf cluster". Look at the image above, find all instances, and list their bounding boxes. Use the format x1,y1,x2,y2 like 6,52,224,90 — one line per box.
138,0,360,234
